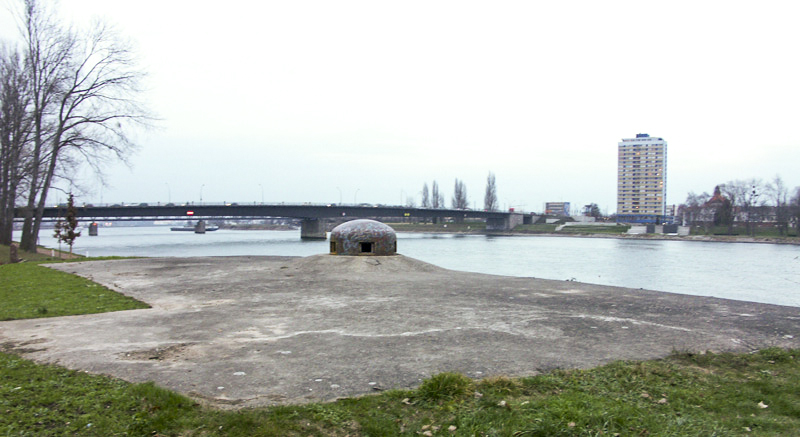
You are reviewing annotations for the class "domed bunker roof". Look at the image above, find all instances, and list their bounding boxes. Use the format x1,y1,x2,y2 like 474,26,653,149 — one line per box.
330,219,397,256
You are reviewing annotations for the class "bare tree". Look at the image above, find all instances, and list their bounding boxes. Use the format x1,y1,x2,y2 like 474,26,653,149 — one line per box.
431,180,441,209
421,182,430,208
791,186,800,235
16,0,149,252
767,175,789,236
720,179,765,236
450,178,468,223
0,48,32,245
451,178,468,209
743,180,767,237
17,0,72,251
718,183,744,234
484,172,498,211
678,191,710,229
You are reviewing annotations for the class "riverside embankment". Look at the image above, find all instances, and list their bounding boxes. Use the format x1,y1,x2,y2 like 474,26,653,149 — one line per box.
388,222,800,245
2,254,798,408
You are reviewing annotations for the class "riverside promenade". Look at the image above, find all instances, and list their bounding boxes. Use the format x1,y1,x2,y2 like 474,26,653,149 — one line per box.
2,255,799,408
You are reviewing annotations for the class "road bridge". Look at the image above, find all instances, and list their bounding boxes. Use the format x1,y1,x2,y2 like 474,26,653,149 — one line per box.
14,203,527,238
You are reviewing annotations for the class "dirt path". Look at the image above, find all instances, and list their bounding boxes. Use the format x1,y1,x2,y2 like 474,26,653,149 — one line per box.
35,246,81,259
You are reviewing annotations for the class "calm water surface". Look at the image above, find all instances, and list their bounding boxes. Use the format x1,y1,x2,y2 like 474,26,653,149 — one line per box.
18,226,800,307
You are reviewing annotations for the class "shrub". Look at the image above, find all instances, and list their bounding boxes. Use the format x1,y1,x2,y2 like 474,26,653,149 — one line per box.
416,372,473,403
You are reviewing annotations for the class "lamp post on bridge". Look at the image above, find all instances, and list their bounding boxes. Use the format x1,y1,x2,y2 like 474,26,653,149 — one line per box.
200,184,204,204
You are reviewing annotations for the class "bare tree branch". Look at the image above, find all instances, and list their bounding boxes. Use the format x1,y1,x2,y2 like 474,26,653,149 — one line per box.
15,0,151,252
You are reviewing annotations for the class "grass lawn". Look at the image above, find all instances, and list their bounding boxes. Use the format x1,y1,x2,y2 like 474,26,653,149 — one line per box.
0,246,148,321
0,243,74,264
1,348,799,436
509,224,559,233
560,225,630,234
2,246,800,435
691,226,800,239
388,222,486,233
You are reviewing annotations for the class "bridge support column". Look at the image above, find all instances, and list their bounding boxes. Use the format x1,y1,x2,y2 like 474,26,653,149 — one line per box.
486,213,524,233
300,218,326,239
486,217,509,232
89,222,99,236
194,220,206,234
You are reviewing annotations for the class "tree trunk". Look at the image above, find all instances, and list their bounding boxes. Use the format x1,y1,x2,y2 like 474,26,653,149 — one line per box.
19,203,37,252
0,180,18,245
19,111,44,252
0,134,24,245
28,138,61,252
19,160,42,252
19,123,44,252
0,150,9,245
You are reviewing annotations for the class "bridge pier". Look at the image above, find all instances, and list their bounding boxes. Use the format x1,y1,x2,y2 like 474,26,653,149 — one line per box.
195,220,206,234
300,218,326,239
88,222,98,236
486,213,524,233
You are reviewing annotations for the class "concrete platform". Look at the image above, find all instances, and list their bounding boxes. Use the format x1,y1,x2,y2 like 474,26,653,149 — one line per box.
2,255,799,409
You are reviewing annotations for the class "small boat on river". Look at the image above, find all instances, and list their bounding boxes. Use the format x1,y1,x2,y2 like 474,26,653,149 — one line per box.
170,223,219,232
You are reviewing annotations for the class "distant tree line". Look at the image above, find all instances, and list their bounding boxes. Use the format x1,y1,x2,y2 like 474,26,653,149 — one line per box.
0,0,149,252
679,175,800,236
415,172,499,215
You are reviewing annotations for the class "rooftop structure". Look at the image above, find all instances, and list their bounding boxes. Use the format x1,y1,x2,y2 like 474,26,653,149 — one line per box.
329,219,397,256
617,133,669,224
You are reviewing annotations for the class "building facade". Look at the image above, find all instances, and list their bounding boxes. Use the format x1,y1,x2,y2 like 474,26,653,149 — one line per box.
545,202,571,216
616,133,669,224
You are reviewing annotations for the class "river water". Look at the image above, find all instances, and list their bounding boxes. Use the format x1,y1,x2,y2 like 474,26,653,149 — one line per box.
17,226,800,308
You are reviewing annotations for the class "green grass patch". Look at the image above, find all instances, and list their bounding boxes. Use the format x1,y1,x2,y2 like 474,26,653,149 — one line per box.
0,243,75,264
510,224,558,233
388,222,486,233
0,262,149,321
3,348,800,435
416,372,473,404
0,352,199,435
560,224,630,234
691,226,799,238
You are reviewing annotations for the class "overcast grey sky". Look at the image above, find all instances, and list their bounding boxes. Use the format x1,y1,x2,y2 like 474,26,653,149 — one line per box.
3,0,799,214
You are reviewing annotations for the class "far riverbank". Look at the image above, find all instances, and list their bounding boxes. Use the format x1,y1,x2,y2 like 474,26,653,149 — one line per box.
386,222,800,246
166,221,800,246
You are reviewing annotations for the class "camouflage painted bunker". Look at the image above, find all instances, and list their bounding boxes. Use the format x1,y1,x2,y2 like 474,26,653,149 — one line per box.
329,219,397,256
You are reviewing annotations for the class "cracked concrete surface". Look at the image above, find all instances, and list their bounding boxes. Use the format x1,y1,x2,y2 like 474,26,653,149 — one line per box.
2,254,799,408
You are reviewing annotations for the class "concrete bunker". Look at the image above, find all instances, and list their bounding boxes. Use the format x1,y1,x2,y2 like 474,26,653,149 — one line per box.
329,219,397,256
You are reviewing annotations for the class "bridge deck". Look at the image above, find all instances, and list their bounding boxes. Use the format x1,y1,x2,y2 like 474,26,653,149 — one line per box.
15,204,512,222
